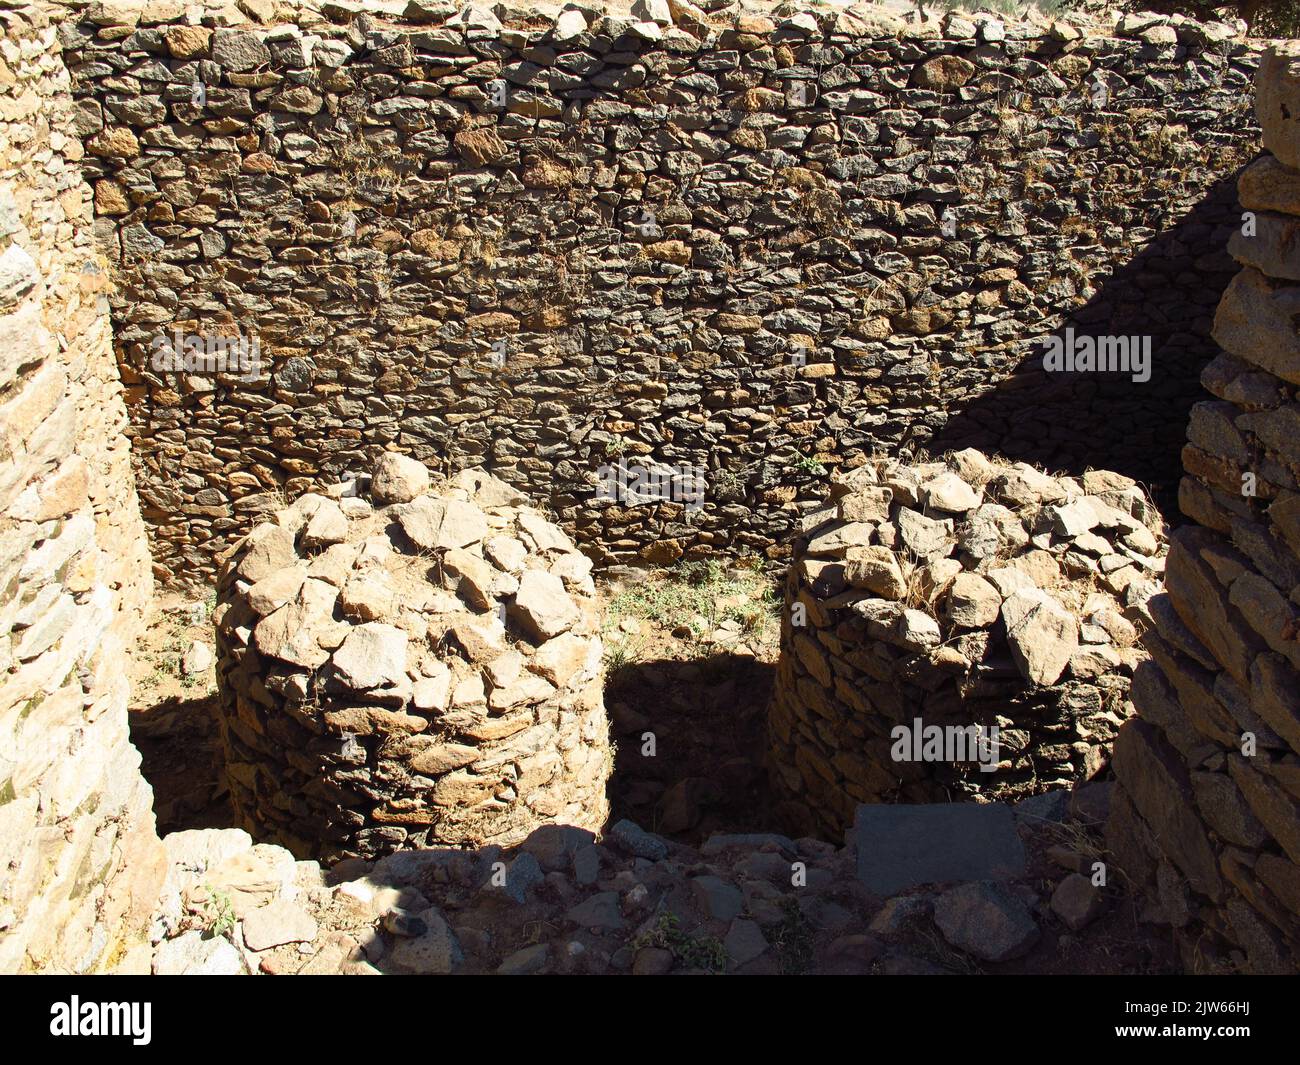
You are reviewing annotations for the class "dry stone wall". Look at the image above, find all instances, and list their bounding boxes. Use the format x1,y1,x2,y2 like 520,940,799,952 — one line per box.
1106,43,1300,976
58,0,1259,587
214,456,611,861
0,0,164,974
768,448,1164,839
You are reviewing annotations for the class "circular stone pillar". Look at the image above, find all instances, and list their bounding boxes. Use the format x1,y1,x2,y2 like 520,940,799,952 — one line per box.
213,458,611,861
767,449,1166,840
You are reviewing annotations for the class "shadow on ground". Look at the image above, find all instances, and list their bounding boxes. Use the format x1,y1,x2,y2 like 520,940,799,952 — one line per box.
604,651,777,845
130,648,780,848
130,692,236,835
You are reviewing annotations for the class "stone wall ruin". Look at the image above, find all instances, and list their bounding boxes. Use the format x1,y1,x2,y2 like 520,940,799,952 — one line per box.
769,448,1165,839
60,0,1260,586
0,0,163,973
1105,41,1300,976
0,0,1292,975
214,456,612,861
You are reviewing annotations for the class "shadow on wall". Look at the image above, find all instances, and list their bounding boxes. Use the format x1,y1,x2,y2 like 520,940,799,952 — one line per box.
930,168,1247,516
132,649,780,847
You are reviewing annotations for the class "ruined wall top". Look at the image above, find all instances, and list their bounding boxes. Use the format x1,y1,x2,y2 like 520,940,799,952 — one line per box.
11,0,1251,47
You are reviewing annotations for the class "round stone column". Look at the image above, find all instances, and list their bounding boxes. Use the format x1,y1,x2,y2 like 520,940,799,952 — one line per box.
768,449,1165,839
213,457,611,861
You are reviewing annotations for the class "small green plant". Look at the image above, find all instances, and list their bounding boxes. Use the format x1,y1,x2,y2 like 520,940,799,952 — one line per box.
713,468,743,496
604,557,778,647
794,455,827,476
602,636,644,675
200,884,237,941
769,896,816,975
631,913,728,973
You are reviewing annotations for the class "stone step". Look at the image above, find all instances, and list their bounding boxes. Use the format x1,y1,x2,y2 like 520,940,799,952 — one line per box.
849,802,1027,896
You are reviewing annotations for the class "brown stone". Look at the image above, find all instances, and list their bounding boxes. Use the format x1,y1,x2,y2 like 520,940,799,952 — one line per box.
93,179,130,215
1212,267,1300,385
409,742,480,775
1239,153,1300,216
912,56,976,91
644,240,691,265
1250,653,1300,752
454,126,507,166
1256,43,1300,170
1164,532,1262,685
165,25,211,58
88,127,139,159
1229,754,1300,865
1256,853,1300,917
1111,719,1223,901
521,155,573,189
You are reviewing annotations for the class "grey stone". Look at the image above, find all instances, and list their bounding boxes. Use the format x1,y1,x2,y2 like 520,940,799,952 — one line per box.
691,875,743,921
371,453,430,505
154,930,247,975
511,569,580,641
394,496,488,552
491,852,544,904
1013,790,1070,824
921,470,982,513
565,891,625,932
0,243,37,312
946,572,1001,628
723,918,768,967
896,508,953,558
572,844,601,886
521,824,597,872
241,899,318,950
211,29,271,71
386,908,464,973
331,623,408,691
1001,588,1078,686
850,803,1027,896
1049,873,1106,931
497,942,549,974
607,819,669,860
933,881,1040,962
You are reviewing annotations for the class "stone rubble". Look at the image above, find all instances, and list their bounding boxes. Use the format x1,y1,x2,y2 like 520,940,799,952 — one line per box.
768,448,1165,838
145,790,1125,975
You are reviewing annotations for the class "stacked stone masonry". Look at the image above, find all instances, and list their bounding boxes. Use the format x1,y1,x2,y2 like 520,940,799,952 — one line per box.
1106,42,1300,976
214,455,612,862
0,0,1289,975
769,448,1165,839
0,0,164,974
55,0,1259,587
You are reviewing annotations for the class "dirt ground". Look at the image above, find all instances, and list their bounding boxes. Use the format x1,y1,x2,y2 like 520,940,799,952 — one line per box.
127,592,230,834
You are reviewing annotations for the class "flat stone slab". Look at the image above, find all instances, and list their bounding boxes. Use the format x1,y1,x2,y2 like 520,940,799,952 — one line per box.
851,803,1027,896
